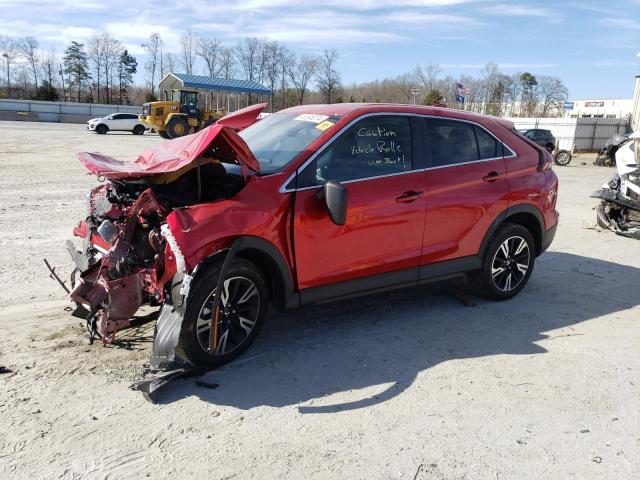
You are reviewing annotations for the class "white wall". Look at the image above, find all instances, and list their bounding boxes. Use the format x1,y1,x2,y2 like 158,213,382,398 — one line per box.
505,117,577,150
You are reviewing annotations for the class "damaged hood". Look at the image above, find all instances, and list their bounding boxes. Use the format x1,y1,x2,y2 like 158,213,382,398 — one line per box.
215,102,267,131
78,123,260,181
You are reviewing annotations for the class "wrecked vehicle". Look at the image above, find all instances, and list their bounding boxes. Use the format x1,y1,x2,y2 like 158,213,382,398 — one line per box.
60,103,558,398
594,133,630,167
593,132,640,239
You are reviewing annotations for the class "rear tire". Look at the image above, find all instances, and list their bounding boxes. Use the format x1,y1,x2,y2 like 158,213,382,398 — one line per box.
475,223,535,301
132,125,145,135
177,258,268,368
157,130,170,139
95,124,108,135
545,143,554,153
166,117,189,139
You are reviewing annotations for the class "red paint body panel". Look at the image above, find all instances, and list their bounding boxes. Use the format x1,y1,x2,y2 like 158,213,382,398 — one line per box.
216,102,267,130
423,158,509,263
293,172,427,288
78,124,261,180
165,173,294,272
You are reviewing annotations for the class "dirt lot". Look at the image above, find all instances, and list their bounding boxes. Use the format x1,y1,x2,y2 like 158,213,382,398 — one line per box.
0,121,638,480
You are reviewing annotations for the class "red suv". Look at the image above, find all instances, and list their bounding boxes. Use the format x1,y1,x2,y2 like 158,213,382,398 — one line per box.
67,103,558,371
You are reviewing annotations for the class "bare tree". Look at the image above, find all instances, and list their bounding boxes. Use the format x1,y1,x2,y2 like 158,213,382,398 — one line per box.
0,36,20,95
236,37,260,82
316,49,341,104
19,36,39,95
87,35,104,102
179,30,196,74
197,36,221,77
219,46,235,79
537,75,568,116
414,62,442,93
40,49,57,87
288,54,319,105
163,52,177,77
263,41,281,110
142,33,162,96
278,46,295,109
89,33,121,103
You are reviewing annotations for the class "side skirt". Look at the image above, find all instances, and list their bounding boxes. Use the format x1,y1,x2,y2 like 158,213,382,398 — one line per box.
298,256,480,306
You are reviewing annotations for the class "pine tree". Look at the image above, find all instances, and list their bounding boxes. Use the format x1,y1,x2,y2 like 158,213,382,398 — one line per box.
63,41,90,102
117,49,137,105
36,80,59,101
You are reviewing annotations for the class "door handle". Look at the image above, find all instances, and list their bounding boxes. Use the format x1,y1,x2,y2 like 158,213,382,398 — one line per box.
482,171,502,182
396,190,423,203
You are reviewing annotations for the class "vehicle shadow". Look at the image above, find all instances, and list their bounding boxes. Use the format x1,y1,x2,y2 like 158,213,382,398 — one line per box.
158,252,639,412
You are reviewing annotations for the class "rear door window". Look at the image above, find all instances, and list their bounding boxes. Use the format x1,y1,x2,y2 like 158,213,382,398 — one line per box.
424,118,479,166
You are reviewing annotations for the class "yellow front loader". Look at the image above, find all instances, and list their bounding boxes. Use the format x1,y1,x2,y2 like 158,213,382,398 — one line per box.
139,90,225,139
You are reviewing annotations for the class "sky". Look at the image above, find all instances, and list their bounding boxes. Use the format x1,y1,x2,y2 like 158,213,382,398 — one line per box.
1,0,639,99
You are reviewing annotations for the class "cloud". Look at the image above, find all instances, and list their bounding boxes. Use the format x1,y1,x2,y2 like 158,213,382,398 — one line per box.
384,12,486,26
442,63,556,69
228,0,487,10
601,17,640,31
594,59,640,67
483,3,560,21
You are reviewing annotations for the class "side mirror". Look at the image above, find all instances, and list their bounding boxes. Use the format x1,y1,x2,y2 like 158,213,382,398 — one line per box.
318,180,347,226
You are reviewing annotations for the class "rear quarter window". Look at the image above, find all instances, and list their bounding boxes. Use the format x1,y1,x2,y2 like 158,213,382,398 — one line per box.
475,126,499,159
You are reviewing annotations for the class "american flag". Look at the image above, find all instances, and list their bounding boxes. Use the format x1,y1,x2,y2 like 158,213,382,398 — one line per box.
455,82,470,103
456,82,470,95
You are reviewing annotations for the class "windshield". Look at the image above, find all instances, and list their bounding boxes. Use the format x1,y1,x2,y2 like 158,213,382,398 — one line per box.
239,113,342,174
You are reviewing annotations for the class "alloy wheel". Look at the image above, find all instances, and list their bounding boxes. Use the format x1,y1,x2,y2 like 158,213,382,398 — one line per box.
195,276,261,355
490,236,531,292
555,151,571,166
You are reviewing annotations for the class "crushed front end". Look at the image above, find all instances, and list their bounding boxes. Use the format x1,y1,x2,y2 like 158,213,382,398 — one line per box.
68,182,176,344
62,118,263,371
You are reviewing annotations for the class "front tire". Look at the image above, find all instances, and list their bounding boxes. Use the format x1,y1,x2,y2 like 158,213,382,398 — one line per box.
166,117,189,139
95,124,108,135
475,223,535,301
157,130,170,139
177,258,268,368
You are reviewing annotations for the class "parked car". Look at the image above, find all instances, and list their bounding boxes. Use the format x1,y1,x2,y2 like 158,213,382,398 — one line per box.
87,113,147,135
521,128,556,152
66,103,559,373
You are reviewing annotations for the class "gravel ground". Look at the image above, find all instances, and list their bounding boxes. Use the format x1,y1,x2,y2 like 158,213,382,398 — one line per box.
0,121,638,480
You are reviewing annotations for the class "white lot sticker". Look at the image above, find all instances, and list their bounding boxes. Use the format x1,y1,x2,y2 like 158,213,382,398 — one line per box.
294,113,329,123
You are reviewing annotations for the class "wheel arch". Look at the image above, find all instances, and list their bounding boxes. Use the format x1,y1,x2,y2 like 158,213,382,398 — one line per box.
480,205,545,258
192,236,298,312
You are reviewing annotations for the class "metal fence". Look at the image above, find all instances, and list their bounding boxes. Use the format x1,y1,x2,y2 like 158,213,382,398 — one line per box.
0,99,142,122
507,116,632,152
573,118,631,151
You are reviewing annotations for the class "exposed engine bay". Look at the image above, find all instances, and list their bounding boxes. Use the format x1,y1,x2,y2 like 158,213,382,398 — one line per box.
42,105,270,400
68,150,245,345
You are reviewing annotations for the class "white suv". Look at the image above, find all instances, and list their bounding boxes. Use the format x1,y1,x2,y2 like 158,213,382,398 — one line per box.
87,113,147,135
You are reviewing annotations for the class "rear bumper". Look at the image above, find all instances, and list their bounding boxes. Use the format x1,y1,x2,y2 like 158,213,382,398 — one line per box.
541,222,557,253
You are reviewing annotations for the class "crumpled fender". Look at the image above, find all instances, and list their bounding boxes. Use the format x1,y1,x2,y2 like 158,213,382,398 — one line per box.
161,174,293,272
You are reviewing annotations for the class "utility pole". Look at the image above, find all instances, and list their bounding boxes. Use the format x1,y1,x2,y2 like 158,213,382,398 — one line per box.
2,53,9,96
58,63,66,101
